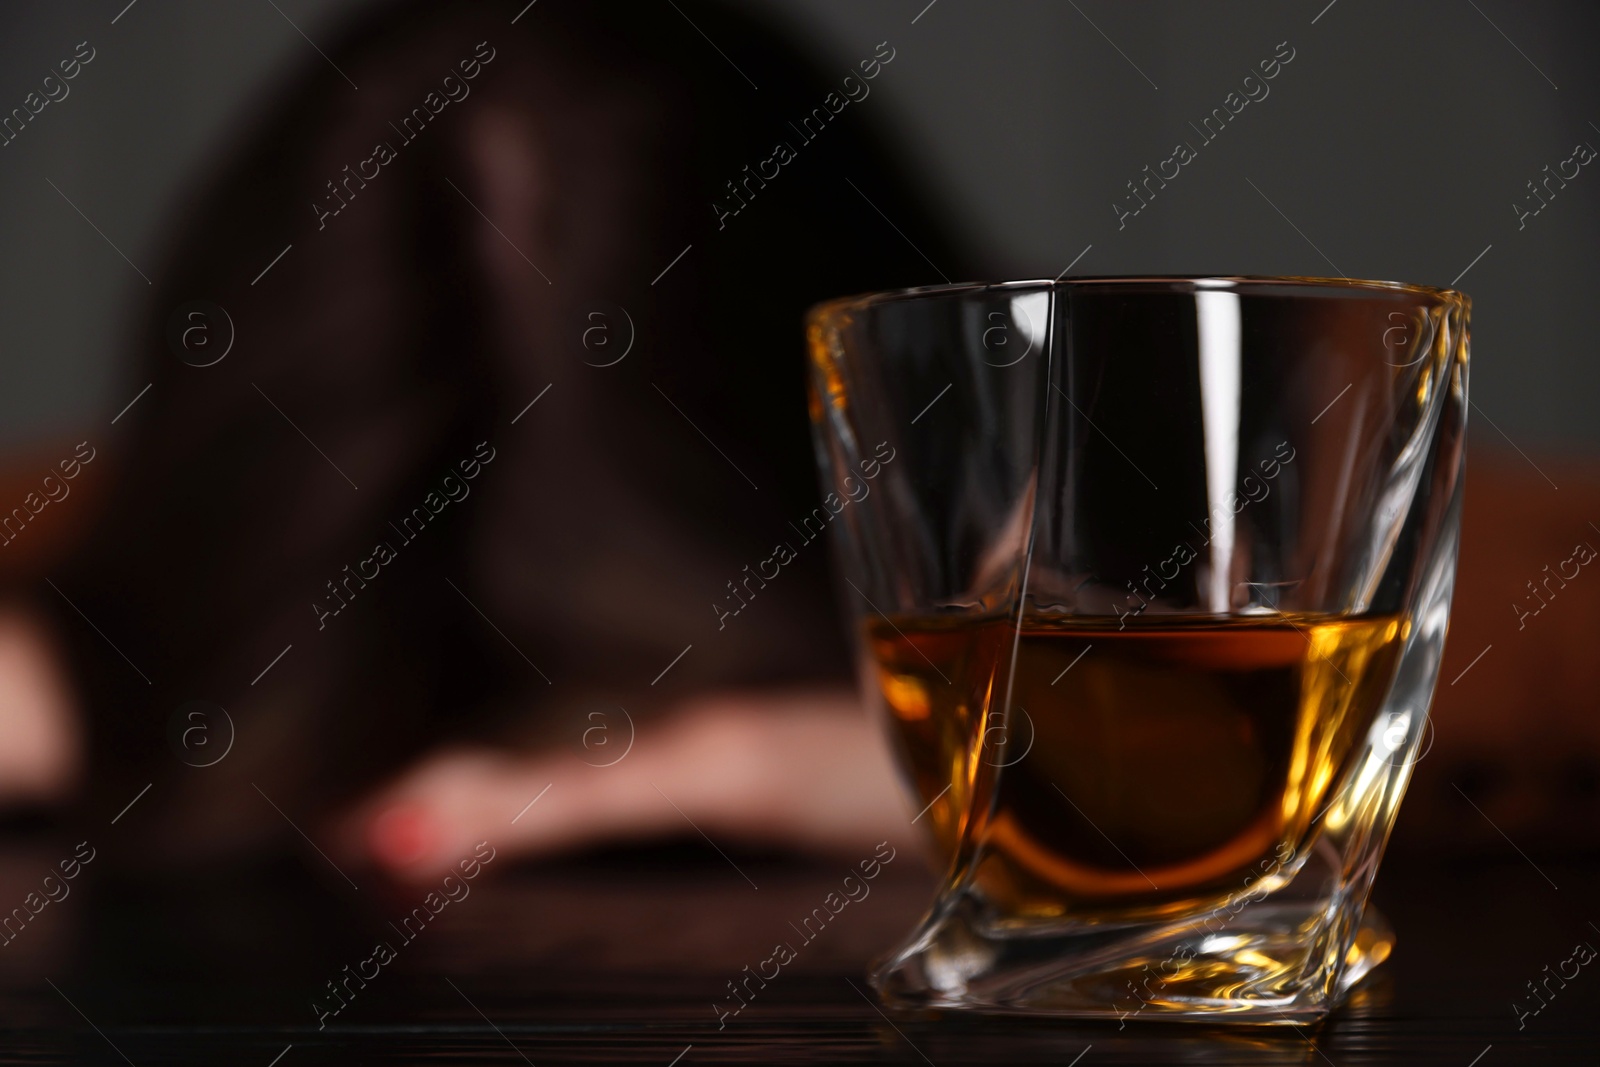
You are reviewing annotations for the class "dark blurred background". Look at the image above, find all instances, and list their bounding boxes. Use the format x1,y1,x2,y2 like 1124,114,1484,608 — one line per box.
1,0,1596,453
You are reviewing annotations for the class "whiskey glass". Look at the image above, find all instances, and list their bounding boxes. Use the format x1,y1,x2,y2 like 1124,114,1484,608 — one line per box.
806,277,1469,1022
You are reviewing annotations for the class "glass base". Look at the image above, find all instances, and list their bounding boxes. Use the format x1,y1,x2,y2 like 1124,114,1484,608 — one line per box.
872,894,1394,1025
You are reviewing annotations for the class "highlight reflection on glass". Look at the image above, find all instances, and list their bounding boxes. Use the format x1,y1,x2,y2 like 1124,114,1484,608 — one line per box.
807,277,1469,1022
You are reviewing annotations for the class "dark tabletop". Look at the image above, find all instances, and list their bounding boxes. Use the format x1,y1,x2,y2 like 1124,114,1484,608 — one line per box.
0,836,1596,1066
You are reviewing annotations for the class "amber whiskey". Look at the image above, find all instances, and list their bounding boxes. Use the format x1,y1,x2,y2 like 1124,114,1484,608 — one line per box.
867,611,1405,921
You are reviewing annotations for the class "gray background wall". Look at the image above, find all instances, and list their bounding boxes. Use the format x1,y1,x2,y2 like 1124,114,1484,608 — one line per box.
1,1,1595,451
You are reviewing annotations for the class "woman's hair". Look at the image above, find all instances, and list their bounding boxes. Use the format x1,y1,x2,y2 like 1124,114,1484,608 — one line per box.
50,0,968,865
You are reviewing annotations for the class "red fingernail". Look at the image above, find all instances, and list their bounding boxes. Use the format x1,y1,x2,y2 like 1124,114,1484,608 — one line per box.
369,804,439,869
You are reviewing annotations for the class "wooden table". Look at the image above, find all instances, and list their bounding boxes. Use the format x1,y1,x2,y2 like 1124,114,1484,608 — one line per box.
0,839,1594,1064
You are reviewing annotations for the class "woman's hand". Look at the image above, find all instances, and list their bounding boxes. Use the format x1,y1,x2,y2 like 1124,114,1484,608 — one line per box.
338,688,920,881
0,607,79,805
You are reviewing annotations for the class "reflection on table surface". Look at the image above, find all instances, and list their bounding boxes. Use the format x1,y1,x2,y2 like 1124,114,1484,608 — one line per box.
0,837,1595,1065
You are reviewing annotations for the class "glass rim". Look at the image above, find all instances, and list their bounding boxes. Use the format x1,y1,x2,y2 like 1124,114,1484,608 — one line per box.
808,274,1470,324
